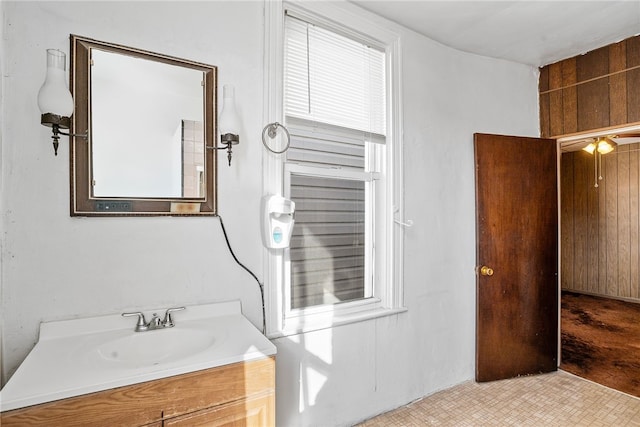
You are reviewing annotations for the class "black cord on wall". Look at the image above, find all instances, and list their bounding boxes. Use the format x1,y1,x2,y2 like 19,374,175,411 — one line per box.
217,215,266,335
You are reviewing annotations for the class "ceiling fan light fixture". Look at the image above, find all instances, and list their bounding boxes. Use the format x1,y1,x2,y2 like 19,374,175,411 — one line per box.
582,142,596,154
596,137,616,154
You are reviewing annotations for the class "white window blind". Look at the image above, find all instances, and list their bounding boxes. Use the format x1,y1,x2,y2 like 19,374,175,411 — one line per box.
285,117,368,168
284,14,386,137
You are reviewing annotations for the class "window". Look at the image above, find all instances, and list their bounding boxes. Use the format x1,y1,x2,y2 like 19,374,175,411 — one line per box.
264,2,405,336
286,129,371,310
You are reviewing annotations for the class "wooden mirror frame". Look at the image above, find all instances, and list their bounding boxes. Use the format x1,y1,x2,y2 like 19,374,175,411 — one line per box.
69,35,217,216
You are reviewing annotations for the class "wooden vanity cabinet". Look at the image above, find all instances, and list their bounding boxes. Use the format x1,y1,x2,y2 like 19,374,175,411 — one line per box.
1,357,275,427
164,393,273,426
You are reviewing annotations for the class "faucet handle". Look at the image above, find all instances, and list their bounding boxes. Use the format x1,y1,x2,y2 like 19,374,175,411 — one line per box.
122,311,148,331
162,307,185,327
150,313,162,327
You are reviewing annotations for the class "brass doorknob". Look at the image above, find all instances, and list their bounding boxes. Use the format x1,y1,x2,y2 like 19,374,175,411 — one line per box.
480,266,494,276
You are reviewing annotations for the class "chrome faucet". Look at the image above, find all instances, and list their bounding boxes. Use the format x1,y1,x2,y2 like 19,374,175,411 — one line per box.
122,307,185,332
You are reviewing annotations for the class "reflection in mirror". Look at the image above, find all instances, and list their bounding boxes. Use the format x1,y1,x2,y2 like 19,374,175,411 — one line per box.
180,120,205,198
91,50,205,198
70,35,217,216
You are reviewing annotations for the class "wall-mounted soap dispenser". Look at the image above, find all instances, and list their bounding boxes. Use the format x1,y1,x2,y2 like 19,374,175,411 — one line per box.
261,195,295,249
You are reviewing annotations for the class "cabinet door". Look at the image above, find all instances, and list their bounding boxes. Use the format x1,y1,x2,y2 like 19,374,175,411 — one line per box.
164,393,274,427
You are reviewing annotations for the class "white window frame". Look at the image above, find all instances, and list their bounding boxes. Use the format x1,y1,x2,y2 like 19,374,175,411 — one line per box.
263,0,406,337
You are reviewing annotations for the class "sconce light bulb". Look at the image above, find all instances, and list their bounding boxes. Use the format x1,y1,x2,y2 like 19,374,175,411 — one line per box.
219,84,240,137
37,49,74,118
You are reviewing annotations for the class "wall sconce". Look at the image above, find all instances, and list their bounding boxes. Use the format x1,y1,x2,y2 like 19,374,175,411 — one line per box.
37,49,85,156
582,137,617,187
216,84,240,166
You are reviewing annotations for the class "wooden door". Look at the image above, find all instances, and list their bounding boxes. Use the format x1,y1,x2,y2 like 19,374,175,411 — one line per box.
474,133,558,382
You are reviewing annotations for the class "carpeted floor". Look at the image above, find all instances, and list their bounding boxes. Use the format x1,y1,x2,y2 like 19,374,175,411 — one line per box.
561,291,640,398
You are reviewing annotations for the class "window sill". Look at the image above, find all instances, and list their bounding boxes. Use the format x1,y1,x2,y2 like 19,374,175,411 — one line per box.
267,306,408,339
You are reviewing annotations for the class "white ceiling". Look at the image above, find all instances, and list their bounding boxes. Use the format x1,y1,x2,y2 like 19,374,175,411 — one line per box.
351,1,640,67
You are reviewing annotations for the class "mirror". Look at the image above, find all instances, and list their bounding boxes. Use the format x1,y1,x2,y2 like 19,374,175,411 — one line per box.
70,35,217,216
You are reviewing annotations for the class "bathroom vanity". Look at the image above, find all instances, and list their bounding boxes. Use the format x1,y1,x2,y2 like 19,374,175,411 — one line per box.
0,301,276,426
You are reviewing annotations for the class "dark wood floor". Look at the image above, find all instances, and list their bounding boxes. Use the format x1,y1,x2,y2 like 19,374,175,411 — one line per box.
561,291,640,398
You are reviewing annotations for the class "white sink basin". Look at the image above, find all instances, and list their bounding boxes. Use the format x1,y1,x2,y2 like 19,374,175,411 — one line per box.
0,301,277,412
95,326,217,367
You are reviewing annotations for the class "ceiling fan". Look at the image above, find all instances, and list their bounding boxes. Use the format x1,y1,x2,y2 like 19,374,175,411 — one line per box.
609,133,640,145
559,131,640,188
560,133,640,153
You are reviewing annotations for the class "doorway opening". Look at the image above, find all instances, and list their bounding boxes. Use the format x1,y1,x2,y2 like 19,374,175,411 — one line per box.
558,124,640,397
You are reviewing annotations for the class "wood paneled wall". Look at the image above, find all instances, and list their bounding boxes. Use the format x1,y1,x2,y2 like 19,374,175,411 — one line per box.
561,144,640,301
540,35,640,138
543,35,640,301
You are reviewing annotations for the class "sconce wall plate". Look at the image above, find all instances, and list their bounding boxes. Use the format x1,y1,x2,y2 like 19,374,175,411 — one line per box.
214,84,241,166
40,113,70,129
216,133,240,166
